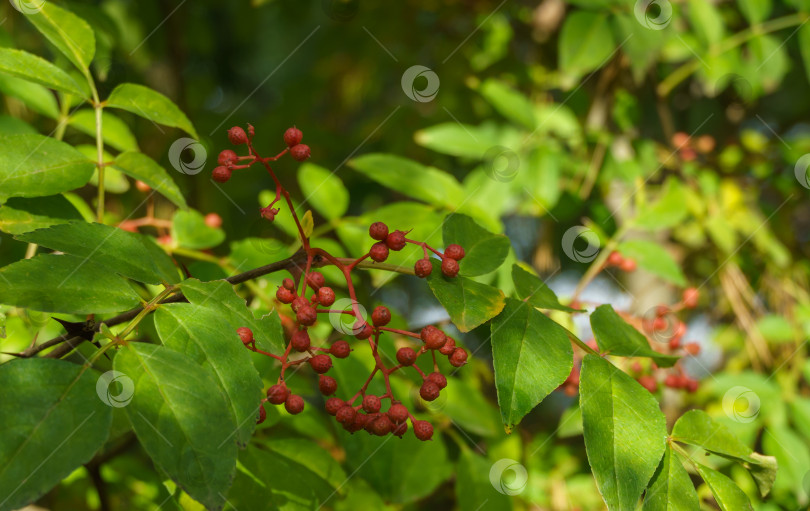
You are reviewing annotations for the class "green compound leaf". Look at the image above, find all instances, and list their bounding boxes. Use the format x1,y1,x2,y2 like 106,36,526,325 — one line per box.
694,463,753,511
0,254,140,314
442,212,510,276
106,83,198,139
580,354,667,511
14,0,96,71
172,209,225,250
69,110,139,152
18,221,179,285
113,151,187,209
297,162,349,220
0,359,112,511
0,195,83,235
0,48,86,97
590,304,679,367
113,342,237,511
0,134,95,203
154,303,263,447
641,447,699,511
427,259,505,332
491,297,573,431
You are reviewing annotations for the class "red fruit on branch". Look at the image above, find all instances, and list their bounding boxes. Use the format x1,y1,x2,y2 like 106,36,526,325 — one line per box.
387,403,408,423
385,230,407,251
607,251,623,267
228,126,248,145
369,242,389,262
319,375,338,395
212,166,232,183
427,372,447,389
396,347,417,366
336,405,357,424
283,126,303,147
325,397,344,415
414,259,432,278
296,305,317,326
439,337,456,356
291,330,311,352
413,420,434,441
619,258,637,272
449,348,468,367
276,286,295,304
256,405,267,424
371,306,391,327
441,258,460,277
218,149,238,166
285,394,305,414
682,287,699,308
419,381,441,401
267,384,289,405
236,327,253,345
369,221,389,241
354,322,373,340
309,354,333,374
330,340,351,358
444,244,465,260
362,394,381,413
306,272,326,291
317,286,336,307
290,144,311,161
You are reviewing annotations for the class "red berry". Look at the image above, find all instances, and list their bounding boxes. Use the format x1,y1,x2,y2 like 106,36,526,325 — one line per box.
684,342,701,356
228,126,248,145
236,327,253,345
369,242,389,262
291,330,310,352
204,213,222,228
444,244,465,260
387,403,408,423
385,230,407,251
291,296,309,312
362,394,381,413
297,305,317,326
336,405,357,424
369,222,389,241
371,415,393,436
413,420,433,441
325,397,344,415
276,286,295,304
319,375,337,395
441,258,460,277
607,251,624,267
309,354,332,374
637,375,658,393
354,322,373,340
317,286,336,307
439,336,456,356
396,347,417,366
212,166,232,183
449,348,468,367
664,374,679,388
285,394,305,414
619,258,637,272
283,126,303,147
420,381,441,401
414,259,432,278
330,340,351,358
669,337,681,350
371,305,391,327
256,405,267,424
218,149,238,166
427,372,447,389
135,180,151,192
421,326,446,350
283,278,295,290
683,287,699,308
392,421,408,437
363,413,381,434
685,379,699,393
306,272,325,291
652,317,667,332
266,384,289,405
290,144,311,161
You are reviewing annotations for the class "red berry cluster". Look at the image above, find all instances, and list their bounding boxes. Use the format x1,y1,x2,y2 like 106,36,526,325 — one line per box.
214,125,469,441
605,251,637,273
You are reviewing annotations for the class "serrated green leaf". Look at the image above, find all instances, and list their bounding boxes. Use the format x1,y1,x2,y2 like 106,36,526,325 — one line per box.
113,342,237,511
69,110,138,152
442,213,510,276
590,304,679,367
616,240,686,286
113,151,187,209
694,463,753,511
427,260,505,332
0,359,112,511
106,83,198,139
15,0,95,71
0,134,95,202
580,354,667,511
348,153,464,208
297,162,348,220
179,278,286,356
154,303,263,447
559,12,615,77
0,254,140,313
491,298,573,431
172,209,225,250
18,221,179,285
0,195,82,234
642,447,699,511
0,48,86,97
512,264,577,312
478,79,536,129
